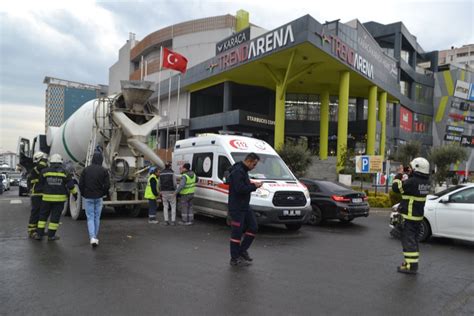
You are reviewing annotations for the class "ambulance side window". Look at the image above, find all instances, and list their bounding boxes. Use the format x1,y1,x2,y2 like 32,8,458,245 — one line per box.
218,156,232,181
192,153,213,178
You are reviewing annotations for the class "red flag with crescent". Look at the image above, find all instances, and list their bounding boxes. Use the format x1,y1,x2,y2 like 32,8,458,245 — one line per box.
162,47,188,74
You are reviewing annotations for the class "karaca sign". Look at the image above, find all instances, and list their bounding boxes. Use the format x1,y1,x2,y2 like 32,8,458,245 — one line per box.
217,24,295,70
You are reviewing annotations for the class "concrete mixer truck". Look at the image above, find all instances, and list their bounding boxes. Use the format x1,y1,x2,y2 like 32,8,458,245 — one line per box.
18,80,164,220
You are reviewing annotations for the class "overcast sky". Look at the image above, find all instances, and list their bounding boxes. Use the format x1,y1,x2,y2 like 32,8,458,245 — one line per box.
0,0,473,153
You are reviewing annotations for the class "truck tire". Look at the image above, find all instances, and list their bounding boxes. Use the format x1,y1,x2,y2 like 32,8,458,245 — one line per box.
285,223,302,231
70,185,86,220
129,205,146,217
62,199,70,216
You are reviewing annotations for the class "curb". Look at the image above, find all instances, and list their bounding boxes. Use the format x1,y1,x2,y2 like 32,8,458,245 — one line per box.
370,208,392,213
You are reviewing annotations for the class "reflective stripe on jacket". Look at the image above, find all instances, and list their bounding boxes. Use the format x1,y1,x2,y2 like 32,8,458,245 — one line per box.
392,174,430,221
40,165,76,202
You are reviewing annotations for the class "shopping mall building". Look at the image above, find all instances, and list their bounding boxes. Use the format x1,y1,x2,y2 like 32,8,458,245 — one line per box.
109,10,474,171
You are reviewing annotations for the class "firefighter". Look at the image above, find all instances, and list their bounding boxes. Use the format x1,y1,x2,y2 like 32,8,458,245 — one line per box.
27,152,48,238
392,157,430,274
33,154,77,241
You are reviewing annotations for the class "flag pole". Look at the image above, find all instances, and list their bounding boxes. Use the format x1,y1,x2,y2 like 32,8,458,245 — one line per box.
166,71,172,160
175,74,181,143
156,46,163,151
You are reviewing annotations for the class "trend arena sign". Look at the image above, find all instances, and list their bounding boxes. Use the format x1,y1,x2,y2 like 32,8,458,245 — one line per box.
217,24,295,70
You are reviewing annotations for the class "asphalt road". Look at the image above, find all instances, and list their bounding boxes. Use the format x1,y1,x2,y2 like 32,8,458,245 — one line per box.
1,187,473,315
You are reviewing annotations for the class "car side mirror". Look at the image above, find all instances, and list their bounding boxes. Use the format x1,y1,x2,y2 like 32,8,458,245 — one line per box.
440,196,450,203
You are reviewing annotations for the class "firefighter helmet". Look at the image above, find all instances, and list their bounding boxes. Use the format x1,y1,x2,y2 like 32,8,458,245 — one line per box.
49,154,63,164
410,157,430,175
33,151,47,163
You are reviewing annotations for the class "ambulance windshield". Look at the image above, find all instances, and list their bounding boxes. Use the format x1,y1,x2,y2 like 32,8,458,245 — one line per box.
231,153,295,181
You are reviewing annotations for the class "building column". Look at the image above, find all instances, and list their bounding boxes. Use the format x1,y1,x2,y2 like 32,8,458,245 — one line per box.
378,91,387,159
336,71,350,173
222,81,232,131
274,83,286,150
319,89,330,160
367,85,377,155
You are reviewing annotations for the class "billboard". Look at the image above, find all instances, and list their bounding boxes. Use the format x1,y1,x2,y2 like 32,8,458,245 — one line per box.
454,80,471,100
399,106,413,132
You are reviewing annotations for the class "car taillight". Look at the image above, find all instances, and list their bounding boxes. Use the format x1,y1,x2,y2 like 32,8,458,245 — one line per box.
331,195,351,202
363,196,368,201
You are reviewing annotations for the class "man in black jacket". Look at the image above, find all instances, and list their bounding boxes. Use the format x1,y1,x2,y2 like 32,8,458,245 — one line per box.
392,157,430,274
228,152,262,267
79,152,110,247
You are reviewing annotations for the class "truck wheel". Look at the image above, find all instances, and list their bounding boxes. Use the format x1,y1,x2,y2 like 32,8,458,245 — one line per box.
285,223,302,231
70,185,86,220
308,205,323,226
114,206,129,216
62,199,70,216
129,205,145,217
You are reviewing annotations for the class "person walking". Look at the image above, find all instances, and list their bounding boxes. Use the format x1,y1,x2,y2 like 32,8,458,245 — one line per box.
33,154,77,241
227,153,262,267
392,157,430,274
175,163,197,225
79,152,110,247
27,152,48,238
159,162,177,225
144,166,160,224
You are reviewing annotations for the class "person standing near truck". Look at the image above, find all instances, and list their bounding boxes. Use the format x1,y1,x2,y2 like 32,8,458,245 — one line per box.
27,152,48,238
144,166,160,224
175,163,197,225
79,151,110,247
159,162,177,225
227,153,262,267
33,154,77,241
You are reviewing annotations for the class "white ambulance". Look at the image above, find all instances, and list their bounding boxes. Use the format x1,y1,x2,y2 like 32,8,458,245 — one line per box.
172,134,311,230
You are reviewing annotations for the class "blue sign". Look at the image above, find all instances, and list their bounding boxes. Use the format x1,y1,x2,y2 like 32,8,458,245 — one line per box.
361,156,370,172
470,84,474,101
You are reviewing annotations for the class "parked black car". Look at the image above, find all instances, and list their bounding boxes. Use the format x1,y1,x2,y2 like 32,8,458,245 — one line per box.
299,178,370,225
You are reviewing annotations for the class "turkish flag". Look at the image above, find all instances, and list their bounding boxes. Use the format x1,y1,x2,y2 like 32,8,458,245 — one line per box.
162,47,188,74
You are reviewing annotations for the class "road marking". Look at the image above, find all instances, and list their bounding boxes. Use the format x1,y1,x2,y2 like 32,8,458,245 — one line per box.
10,200,23,204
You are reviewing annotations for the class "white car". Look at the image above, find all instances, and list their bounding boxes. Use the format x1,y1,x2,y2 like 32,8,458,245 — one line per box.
390,183,474,242
1,173,10,191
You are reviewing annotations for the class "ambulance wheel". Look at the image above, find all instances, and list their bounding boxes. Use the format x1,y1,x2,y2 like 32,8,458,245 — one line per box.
285,224,302,231
70,185,86,220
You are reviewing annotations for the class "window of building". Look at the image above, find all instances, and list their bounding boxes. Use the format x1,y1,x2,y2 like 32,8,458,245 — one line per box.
457,53,468,57
400,50,410,64
400,81,410,97
414,83,434,105
192,153,213,178
413,113,432,135
285,94,320,121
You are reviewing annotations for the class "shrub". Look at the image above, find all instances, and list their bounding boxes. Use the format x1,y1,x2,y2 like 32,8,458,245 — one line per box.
367,194,391,208
277,142,313,177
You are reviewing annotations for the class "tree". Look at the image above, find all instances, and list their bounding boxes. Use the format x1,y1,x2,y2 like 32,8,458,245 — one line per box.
277,142,313,177
428,144,468,185
394,141,421,166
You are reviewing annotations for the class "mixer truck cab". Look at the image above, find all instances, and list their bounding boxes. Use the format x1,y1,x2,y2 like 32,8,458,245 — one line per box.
172,134,310,230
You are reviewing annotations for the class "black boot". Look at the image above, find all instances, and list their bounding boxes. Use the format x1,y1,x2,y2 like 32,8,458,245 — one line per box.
48,230,60,241
397,262,418,274
240,250,253,262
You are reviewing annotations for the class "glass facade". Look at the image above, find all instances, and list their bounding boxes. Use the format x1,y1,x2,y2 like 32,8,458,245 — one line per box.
414,83,433,105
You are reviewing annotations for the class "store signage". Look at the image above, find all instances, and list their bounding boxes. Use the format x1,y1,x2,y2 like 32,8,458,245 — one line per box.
460,135,474,147
246,115,275,126
355,155,383,173
449,113,465,121
217,24,295,70
216,28,250,55
454,80,471,100
444,134,462,142
399,106,413,132
446,125,464,134
329,35,374,79
465,116,474,123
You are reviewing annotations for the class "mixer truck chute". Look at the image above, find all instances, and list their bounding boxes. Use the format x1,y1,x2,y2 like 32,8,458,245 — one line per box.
18,81,164,220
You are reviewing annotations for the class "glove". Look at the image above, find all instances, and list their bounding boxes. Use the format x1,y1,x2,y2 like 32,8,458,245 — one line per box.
73,193,78,201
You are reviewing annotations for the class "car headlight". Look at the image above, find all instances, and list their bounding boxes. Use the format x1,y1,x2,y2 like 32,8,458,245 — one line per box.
303,188,310,199
255,188,270,198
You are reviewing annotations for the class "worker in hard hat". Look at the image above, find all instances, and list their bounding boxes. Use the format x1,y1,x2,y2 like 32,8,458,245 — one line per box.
33,154,77,241
27,152,48,238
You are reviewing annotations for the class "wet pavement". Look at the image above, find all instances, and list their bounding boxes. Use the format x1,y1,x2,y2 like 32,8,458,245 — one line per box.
1,187,473,315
